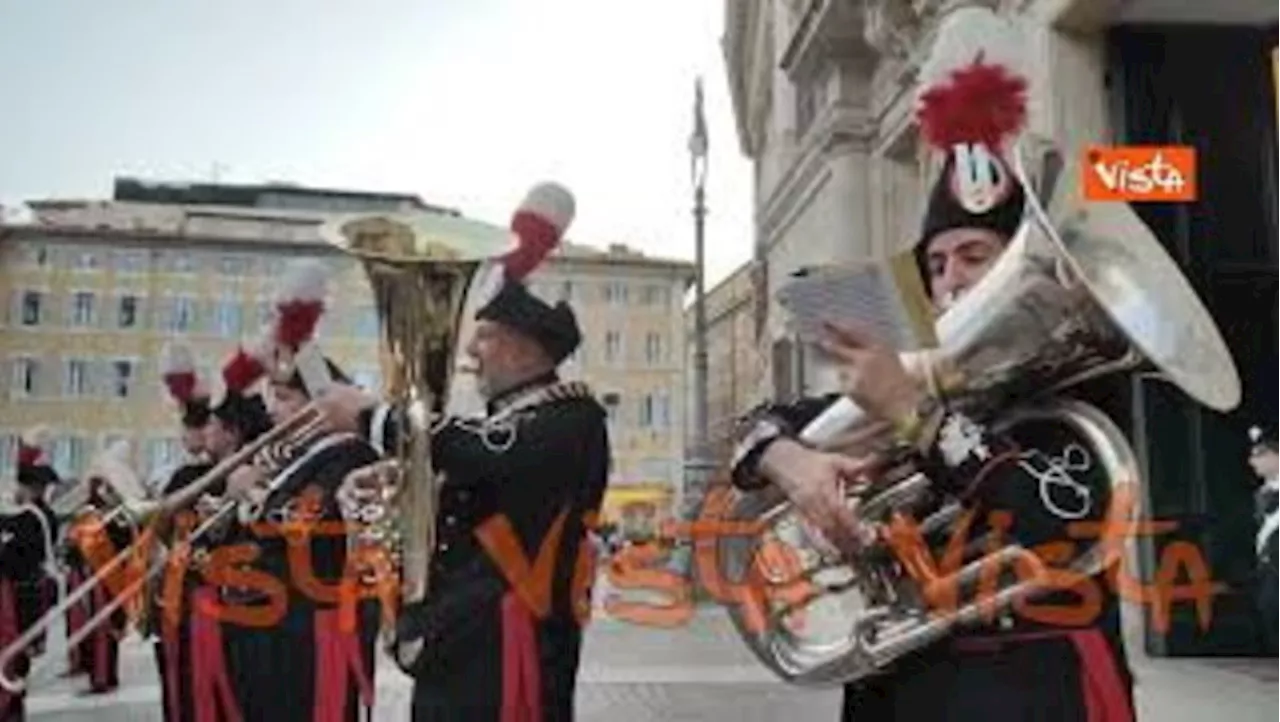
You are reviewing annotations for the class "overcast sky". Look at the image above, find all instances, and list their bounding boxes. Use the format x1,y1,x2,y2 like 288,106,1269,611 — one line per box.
0,0,755,289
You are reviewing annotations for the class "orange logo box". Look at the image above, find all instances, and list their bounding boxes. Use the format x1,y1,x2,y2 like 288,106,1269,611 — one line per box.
1082,145,1197,202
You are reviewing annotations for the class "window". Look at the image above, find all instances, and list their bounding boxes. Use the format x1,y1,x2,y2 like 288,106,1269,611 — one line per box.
603,282,628,305
641,285,670,307
638,394,655,427
113,250,147,274
220,256,249,276
20,244,50,268
656,393,671,428
21,291,41,326
645,333,664,365
71,291,96,326
214,298,242,338
10,357,38,398
109,359,135,398
64,358,91,396
605,331,622,363
0,433,17,478
53,436,90,478
169,297,196,332
72,250,99,271
118,295,139,328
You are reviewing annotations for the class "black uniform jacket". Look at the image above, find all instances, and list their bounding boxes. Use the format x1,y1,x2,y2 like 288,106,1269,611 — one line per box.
360,371,611,720
731,389,1137,722
0,501,58,630
220,431,382,618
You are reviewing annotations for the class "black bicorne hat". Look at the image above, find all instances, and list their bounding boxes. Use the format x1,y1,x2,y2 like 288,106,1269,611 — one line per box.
914,147,1026,286
476,281,582,365
182,397,212,429
16,428,59,489
211,390,273,444
910,7,1031,288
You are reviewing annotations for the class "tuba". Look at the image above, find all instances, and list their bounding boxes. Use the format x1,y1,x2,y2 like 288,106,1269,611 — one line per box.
716,140,1242,687
321,184,574,673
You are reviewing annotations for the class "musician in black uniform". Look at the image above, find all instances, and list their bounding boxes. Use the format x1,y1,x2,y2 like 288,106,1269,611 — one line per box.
150,392,215,722
317,280,611,722
219,342,382,722
729,131,1137,719
1246,425,1278,655
63,475,135,694
1,437,60,721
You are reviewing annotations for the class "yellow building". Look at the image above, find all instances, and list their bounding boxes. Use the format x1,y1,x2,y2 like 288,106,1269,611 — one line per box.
0,179,693,533
684,259,766,470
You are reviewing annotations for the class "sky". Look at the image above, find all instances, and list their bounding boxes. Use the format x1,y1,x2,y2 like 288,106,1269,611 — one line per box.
0,0,756,289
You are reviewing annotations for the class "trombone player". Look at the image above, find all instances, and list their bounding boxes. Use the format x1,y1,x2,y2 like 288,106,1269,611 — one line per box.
149,342,217,722
217,260,383,722
1,430,60,721
61,443,141,696
728,13,1139,721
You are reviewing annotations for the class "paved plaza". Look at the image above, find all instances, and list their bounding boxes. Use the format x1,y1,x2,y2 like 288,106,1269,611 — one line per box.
19,603,1277,721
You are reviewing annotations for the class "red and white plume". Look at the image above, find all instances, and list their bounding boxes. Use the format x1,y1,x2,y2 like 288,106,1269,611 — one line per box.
272,259,329,350
160,341,204,405
221,326,275,395
17,425,51,468
502,182,575,282
915,6,1028,158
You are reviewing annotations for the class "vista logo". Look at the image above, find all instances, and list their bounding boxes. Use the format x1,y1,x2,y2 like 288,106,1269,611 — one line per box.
1082,146,1197,202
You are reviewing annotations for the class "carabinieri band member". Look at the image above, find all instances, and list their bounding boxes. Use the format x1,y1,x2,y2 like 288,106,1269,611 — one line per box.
63,456,137,695
220,261,383,722
185,339,276,722
319,279,611,722
149,342,215,722
728,20,1135,722
1,430,60,722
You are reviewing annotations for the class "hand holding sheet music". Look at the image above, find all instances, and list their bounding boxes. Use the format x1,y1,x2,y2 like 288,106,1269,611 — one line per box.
776,252,938,353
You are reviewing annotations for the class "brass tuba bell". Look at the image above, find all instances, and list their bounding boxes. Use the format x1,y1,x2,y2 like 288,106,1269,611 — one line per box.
716,140,1241,687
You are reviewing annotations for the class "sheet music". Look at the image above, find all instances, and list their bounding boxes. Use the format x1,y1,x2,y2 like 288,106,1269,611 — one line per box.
776,255,937,352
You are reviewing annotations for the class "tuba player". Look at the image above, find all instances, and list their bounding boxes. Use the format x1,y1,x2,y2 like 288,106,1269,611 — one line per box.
728,15,1137,722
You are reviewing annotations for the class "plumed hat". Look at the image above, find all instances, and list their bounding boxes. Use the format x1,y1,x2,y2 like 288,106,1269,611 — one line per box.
263,258,348,399
913,6,1030,284
16,426,59,489
466,182,577,315
476,281,582,365
160,341,212,429
209,328,275,443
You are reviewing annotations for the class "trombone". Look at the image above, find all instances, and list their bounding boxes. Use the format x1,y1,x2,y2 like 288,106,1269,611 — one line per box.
0,404,328,694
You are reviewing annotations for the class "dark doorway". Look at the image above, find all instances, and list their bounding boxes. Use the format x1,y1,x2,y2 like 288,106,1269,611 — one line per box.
1106,24,1278,656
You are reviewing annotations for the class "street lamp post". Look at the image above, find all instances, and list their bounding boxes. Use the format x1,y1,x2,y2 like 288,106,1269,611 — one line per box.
673,78,715,580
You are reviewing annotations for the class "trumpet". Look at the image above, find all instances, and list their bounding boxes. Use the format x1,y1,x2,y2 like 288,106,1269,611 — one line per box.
0,403,329,694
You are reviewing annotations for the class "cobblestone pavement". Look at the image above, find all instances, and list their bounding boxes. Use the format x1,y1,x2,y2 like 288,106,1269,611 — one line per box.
22,605,1279,721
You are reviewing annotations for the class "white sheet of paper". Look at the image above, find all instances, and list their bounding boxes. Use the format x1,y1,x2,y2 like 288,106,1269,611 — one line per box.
776,260,935,352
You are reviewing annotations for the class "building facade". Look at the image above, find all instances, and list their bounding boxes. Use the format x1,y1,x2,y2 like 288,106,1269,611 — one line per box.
684,258,766,469
0,179,694,534
723,0,1277,655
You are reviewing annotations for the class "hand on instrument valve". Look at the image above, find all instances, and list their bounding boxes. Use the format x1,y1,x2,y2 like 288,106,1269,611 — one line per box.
314,383,379,434
758,438,877,559
227,465,267,503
